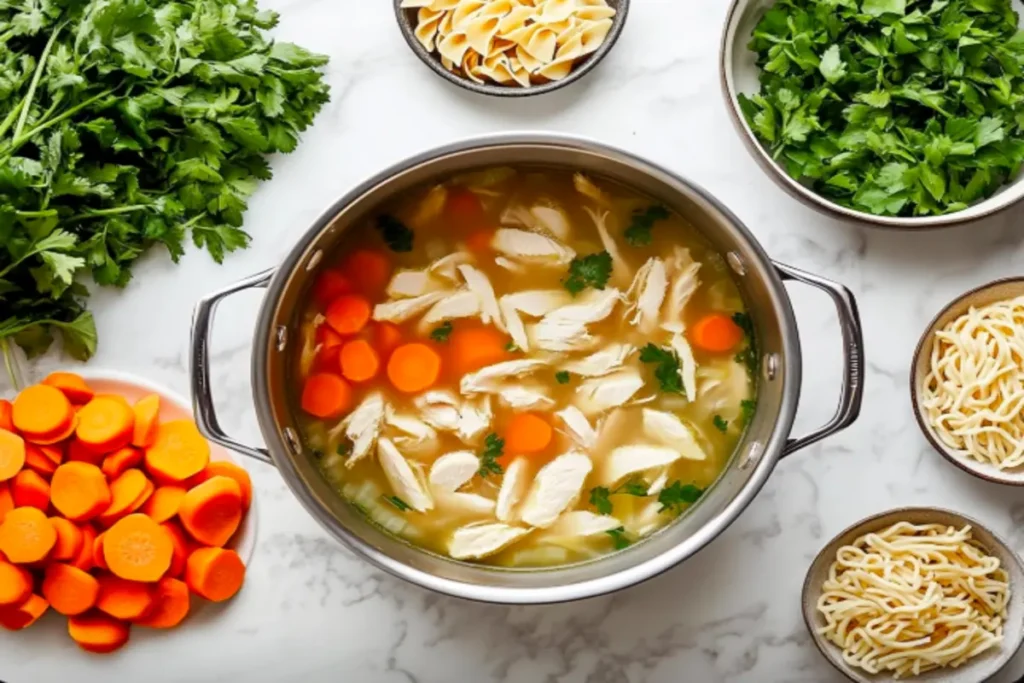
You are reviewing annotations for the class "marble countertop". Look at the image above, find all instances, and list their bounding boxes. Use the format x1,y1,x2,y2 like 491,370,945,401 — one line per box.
4,1,1024,681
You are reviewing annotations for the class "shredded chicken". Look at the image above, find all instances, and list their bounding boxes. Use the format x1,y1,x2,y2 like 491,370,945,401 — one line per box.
491,228,575,268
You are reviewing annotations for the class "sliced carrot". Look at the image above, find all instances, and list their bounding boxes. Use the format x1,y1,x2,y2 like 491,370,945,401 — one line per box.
97,469,151,527
688,313,745,353
316,323,344,350
76,395,134,453
101,446,142,480
0,483,12,524
312,269,354,309
340,339,381,383
24,444,57,478
143,420,210,484
466,228,495,253
325,294,372,336
49,517,84,561
12,384,72,438
191,462,252,510
0,429,26,482
133,577,188,628
312,343,342,374
185,547,245,602
0,594,48,630
39,443,62,466
446,187,484,223
43,563,100,616
130,395,160,449
72,524,97,571
51,462,111,522
0,507,56,563
387,343,442,394
68,611,130,653
179,476,242,548
0,560,32,606
0,400,12,432
300,373,352,419
142,486,187,524
130,478,154,514
342,249,391,296
505,413,553,455
372,321,403,357
448,325,511,377
96,576,154,621
93,533,108,571
42,372,94,404
12,470,50,510
104,513,172,582
67,438,104,464
24,412,77,445
162,521,189,579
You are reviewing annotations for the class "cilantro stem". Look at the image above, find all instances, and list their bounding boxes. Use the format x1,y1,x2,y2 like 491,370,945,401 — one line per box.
67,205,150,222
15,209,58,218
0,339,22,393
0,99,25,142
12,25,63,142
0,87,117,160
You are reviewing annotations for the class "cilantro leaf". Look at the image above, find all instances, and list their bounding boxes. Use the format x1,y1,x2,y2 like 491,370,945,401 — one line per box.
589,479,650,516
430,321,453,343
606,527,632,550
639,343,685,396
478,433,504,478
555,370,570,384
713,415,729,432
563,251,612,296
376,215,414,253
732,311,759,376
589,487,613,515
623,205,670,246
657,481,704,515
741,399,757,427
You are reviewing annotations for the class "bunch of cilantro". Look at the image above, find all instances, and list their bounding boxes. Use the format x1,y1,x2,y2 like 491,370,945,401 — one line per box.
0,0,329,375
738,0,1024,217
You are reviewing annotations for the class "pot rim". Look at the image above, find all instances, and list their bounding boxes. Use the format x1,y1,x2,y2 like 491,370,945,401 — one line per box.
250,132,803,603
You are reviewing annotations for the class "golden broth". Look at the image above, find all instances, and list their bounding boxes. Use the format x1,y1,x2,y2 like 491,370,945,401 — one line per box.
294,167,754,567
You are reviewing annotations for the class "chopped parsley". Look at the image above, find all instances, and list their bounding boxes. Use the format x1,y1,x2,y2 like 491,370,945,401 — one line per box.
477,433,505,478
555,370,571,384
384,495,412,512
606,527,632,550
562,251,612,296
590,478,650,516
657,481,704,515
713,415,729,433
624,205,671,247
430,321,453,343
375,215,414,252
639,343,685,396
732,311,758,375
740,399,757,427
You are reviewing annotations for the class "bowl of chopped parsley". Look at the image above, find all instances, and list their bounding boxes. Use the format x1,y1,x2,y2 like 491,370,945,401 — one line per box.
720,0,1024,227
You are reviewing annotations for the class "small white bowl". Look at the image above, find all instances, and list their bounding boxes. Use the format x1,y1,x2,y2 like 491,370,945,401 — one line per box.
76,368,257,564
802,507,1024,682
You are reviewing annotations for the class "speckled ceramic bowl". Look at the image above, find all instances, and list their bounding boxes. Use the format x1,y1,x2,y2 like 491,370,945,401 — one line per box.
910,277,1024,486
802,507,1024,683
393,0,629,97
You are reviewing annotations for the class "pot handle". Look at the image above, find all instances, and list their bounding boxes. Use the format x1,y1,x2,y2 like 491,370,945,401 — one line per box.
190,269,276,466
774,261,864,457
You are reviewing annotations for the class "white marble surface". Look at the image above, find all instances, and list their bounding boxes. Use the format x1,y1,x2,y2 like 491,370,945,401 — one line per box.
4,1,1024,681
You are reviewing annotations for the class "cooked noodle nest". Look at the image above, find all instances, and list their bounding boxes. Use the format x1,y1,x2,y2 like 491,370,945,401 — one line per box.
921,295,1024,471
401,0,616,87
816,522,1010,679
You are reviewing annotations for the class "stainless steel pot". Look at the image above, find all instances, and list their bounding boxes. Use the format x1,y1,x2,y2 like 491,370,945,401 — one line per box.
190,133,865,604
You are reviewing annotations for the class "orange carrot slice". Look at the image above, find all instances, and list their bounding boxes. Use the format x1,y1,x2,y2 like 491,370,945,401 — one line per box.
51,462,111,522
104,514,172,583
178,476,242,547
0,560,32,606
72,524,97,571
185,547,245,602
93,533,108,571
505,413,553,455
132,577,188,628
43,563,100,616
300,373,352,419
129,478,154,515
448,325,510,377
325,294,372,336
0,507,56,563
97,469,151,527
0,594,48,630
142,486,187,524
340,339,380,383
372,321,403,357
0,483,12,525
161,521,190,579
76,396,134,453
12,384,72,438
42,372,94,404
446,188,484,223
387,343,442,394
67,438,104,465
688,313,745,353
23,444,57,478
11,469,50,510
143,420,210,483
24,412,77,446
68,611,130,653
342,249,391,297
101,446,142,480
96,576,154,621
130,395,161,449
465,229,494,253
0,429,26,482
190,462,252,510
0,400,12,432
312,269,354,309
49,517,84,561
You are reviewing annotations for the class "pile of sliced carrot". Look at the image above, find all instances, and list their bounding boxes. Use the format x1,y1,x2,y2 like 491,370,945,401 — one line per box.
0,373,251,654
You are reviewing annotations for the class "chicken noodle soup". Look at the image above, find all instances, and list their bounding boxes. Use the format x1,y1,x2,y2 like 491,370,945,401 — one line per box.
294,168,755,567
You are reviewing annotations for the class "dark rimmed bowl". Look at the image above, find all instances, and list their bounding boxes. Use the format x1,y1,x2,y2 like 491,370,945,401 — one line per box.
802,507,1024,682
393,0,630,97
910,277,1024,486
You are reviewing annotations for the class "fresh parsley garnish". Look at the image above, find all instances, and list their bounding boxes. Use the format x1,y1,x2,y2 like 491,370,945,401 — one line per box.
375,215,414,253
624,205,670,246
478,432,504,478
657,481,704,515
430,321,453,343
713,415,729,432
555,370,571,384
732,312,758,375
562,251,612,296
385,496,412,512
639,343,685,396
590,479,650,515
740,399,756,427
606,527,632,550
737,0,1024,217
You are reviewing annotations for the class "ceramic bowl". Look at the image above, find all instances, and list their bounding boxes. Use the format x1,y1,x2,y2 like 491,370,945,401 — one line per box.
802,507,1024,682
77,369,257,564
393,0,629,97
718,0,1024,228
910,278,1024,486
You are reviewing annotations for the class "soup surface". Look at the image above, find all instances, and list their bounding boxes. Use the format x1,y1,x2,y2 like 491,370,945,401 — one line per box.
294,167,755,567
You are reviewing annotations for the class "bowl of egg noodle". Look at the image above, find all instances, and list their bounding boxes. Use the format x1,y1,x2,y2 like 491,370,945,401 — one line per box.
911,278,1024,486
802,507,1024,682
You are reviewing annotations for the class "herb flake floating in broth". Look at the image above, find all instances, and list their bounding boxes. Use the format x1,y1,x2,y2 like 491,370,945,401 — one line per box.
563,251,613,296
624,205,671,247
639,344,685,396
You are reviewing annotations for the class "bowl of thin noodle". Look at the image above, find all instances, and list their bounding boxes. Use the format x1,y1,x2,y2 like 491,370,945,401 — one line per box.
911,278,1024,485
802,507,1024,682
